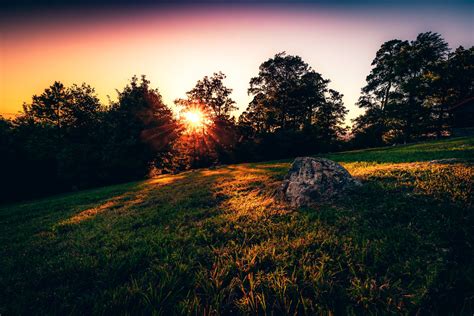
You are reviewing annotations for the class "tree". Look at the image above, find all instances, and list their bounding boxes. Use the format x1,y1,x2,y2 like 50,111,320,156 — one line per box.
248,52,320,131
21,82,103,138
444,46,474,102
246,52,342,134
353,32,450,144
175,71,237,120
22,81,71,140
54,84,104,187
3,82,106,200
239,52,347,160
354,39,409,144
104,75,179,181
174,72,238,168
402,32,449,140
351,108,387,148
238,93,269,135
314,89,348,144
427,46,474,135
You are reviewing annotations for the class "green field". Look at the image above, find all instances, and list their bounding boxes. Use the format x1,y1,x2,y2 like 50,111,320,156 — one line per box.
1,137,473,315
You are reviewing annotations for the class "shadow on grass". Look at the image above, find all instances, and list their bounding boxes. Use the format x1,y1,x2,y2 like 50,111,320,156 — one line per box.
55,174,187,229
1,157,472,315
300,173,473,314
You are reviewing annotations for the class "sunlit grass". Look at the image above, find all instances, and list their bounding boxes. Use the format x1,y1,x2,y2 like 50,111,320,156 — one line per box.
344,162,473,205
0,137,472,314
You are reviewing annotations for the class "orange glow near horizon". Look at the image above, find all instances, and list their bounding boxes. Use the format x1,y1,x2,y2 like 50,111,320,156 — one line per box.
1,6,472,124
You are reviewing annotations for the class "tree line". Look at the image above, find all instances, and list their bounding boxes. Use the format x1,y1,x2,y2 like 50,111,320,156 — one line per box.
352,32,473,147
1,32,472,202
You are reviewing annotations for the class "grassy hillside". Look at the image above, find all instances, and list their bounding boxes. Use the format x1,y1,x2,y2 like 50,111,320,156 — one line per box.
1,137,473,315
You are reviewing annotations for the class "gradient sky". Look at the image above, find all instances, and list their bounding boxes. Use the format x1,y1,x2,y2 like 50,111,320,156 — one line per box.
1,1,473,123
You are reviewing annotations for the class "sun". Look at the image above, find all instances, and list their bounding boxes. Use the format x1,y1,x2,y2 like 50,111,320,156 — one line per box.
182,108,209,132
183,110,203,126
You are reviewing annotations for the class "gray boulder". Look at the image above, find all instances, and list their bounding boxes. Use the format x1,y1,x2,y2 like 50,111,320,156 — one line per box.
428,158,462,164
278,157,361,207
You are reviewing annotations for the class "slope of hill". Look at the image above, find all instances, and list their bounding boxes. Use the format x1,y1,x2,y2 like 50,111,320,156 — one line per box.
1,137,473,314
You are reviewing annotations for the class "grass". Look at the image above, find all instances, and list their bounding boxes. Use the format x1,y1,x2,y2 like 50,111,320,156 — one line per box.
325,136,474,163
1,137,473,315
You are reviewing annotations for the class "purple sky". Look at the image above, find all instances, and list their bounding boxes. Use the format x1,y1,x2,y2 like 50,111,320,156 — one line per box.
1,2,473,123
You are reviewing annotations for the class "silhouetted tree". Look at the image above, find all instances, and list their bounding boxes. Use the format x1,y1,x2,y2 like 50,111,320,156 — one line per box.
248,52,322,131
176,72,237,120
238,52,347,160
353,32,451,144
351,108,386,148
103,75,179,181
2,77,179,202
425,46,474,136
238,93,269,135
445,46,474,102
402,32,449,140
313,89,348,147
174,72,238,168
0,116,19,202
354,40,409,144
22,81,71,140
3,82,105,200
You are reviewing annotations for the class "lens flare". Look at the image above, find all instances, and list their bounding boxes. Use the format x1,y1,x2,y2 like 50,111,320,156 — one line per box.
182,108,210,133
183,110,203,127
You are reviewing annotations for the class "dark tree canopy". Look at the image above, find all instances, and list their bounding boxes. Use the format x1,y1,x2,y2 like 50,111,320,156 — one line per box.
22,82,103,138
1,77,179,203
173,72,238,169
2,82,105,200
2,32,472,203
104,75,179,181
244,52,346,136
237,52,348,160
315,89,348,142
175,71,237,120
247,52,328,131
352,32,465,145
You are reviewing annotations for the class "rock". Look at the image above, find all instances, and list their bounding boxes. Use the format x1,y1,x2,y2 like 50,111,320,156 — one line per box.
278,157,361,207
428,158,461,164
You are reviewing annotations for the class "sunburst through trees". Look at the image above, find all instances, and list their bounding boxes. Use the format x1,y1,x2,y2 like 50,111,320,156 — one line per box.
173,73,237,169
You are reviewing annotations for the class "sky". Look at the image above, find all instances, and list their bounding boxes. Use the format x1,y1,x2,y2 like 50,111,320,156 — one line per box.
1,1,473,124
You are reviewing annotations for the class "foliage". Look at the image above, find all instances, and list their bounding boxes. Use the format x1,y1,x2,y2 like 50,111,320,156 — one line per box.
1,77,179,203
243,52,347,136
173,72,238,169
352,32,473,146
2,33,472,202
101,75,179,182
1,136,472,315
237,52,348,161
175,71,237,120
